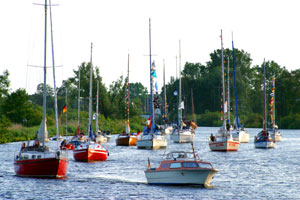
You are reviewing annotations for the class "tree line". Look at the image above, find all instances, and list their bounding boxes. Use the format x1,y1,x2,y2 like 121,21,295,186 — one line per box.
1,47,300,143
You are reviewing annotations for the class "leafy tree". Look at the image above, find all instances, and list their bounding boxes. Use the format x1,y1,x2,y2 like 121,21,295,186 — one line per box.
3,89,41,126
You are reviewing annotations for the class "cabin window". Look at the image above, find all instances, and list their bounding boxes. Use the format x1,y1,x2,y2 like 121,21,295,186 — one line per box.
182,162,198,168
198,163,212,168
170,162,181,169
37,155,42,159
160,163,169,168
32,155,36,159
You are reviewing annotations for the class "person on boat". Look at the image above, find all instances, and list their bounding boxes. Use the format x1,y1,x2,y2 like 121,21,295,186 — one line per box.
34,140,40,147
60,139,67,150
21,142,26,150
210,133,216,142
226,123,230,132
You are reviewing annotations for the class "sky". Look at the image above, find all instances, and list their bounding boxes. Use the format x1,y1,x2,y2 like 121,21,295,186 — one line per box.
1,0,300,94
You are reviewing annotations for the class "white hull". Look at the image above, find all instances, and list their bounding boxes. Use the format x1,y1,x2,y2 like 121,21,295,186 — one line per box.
271,132,282,142
95,135,107,144
231,130,250,143
137,136,167,149
171,130,194,143
145,169,217,186
254,140,275,148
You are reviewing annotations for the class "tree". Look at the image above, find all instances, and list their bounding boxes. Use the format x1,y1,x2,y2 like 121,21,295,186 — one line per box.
3,89,41,126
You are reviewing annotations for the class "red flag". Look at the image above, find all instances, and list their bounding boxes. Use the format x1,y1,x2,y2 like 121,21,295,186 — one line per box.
62,104,67,114
136,131,141,136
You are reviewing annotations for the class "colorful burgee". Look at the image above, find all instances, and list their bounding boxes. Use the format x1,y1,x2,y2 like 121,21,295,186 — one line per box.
151,61,158,94
270,77,275,127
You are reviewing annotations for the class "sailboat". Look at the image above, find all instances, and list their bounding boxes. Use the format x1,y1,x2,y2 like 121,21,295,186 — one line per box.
208,30,240,152
171,40,195,143
14,0,68,178
73,43,109,162
116,54,139,146
254,59,275,148
268,76,282,142
161,60,174,135
137,18,167,149
95,81,107,144
230,35,250,143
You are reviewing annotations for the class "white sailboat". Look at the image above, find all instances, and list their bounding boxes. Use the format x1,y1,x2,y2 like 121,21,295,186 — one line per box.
95,81,107,144
208,30,240,152
254,59,275,148
171,40,195,143
230,35,250,143
268,76,282,142
137,18,167,150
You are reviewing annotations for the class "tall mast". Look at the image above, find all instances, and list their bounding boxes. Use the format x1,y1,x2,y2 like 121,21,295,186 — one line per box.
263,59,267,131
227,57,230,125
78,65,81,127
221,30,226,132
127,54,130,132
178,40,182,130
149,18,154,133
65,88,68,136
49,0,60,149
272,76,275,129
96,81,99,133
88,43,93,137
40,0,48,147
232,33,239,129
191,89,195,122
163,59,167,126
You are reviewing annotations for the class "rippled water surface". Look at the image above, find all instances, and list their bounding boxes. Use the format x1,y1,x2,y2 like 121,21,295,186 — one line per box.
1,127,300,199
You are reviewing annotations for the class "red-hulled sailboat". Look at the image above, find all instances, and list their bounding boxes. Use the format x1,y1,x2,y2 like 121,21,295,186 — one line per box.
14,0,68,178
73,43,108,162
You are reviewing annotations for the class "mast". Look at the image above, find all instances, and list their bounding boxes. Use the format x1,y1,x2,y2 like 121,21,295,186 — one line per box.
65,88,68,136
178,40,182,130
126,54,130,134
78,65,81,127
163,59,167,126
96,81,99,133
263,59,267,131
149,18,154,133
40,0,48,147
221,30,226,133
49,0,59,148
191,89,195,122
227,57,230,125
232,34,239,129
272,76,275,130
88,43,93,138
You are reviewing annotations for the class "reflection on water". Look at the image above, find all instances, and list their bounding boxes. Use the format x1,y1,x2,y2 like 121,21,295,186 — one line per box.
1,127,300,199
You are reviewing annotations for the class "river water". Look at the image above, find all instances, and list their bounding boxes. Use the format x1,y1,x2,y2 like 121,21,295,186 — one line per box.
0,127,299,200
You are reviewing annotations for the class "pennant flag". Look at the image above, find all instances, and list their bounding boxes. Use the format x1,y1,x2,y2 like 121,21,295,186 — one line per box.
62,104,67,114
151,61,159,94
146,116,151,129
136,131,141,136
93,113,97,120
126,121,130,134
224,101,228,113
178,101,184,110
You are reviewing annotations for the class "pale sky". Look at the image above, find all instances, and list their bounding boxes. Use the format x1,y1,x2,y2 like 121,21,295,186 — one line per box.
1,0,299,94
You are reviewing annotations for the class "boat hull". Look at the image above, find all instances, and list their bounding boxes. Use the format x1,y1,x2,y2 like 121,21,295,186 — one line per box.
254,140,275,148
232,130,250,143
137,138,167,149
170,131,194,143
145,169,217,186
73,147,108,162
209,140,240,151
14,157,68,178
116,136,137,146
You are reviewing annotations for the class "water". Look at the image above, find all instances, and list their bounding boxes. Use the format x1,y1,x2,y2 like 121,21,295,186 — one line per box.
1,127,300,200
